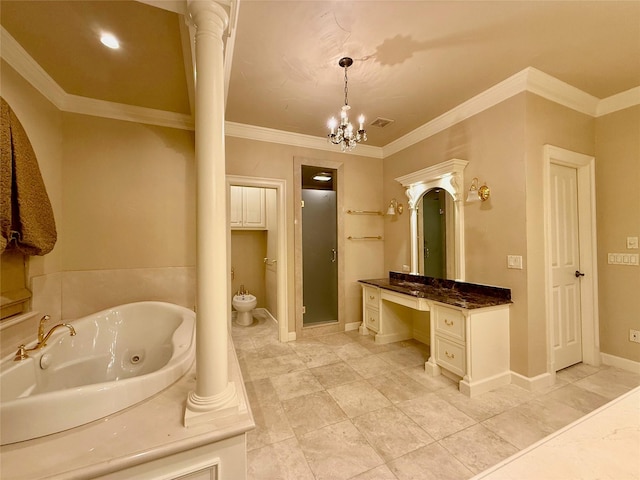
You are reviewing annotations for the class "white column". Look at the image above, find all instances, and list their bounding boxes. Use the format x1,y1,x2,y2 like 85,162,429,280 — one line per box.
184,0,238,426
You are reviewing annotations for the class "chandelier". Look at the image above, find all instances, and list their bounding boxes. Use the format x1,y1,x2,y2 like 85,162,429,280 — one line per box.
327,57,367,152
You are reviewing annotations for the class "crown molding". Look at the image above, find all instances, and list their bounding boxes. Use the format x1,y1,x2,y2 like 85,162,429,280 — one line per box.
3,23,638,156
225,121,384,158
1,26,194,130
596,86,640,117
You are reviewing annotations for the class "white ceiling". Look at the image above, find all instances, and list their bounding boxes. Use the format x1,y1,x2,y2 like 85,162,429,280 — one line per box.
1,1,639,149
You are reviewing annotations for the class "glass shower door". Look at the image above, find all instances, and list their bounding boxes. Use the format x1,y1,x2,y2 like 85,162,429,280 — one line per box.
302,189,338,325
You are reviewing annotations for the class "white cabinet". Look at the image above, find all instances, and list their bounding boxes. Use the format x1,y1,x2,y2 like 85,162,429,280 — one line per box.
359,283,511,397
428,302,511,397
230,186,266,229
362,285,380,333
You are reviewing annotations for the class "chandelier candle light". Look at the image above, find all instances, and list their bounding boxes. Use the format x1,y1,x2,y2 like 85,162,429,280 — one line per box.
327,57,367,152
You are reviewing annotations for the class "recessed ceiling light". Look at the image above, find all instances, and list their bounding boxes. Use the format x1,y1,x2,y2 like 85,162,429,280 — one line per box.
313,172,332,182
100,33,120,49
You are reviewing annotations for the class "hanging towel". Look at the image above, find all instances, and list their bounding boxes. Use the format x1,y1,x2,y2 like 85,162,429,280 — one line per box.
1,97,57,255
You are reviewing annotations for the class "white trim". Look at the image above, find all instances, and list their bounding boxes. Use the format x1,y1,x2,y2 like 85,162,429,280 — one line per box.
459,372,512,397
344,321,361,332
543,145,600,376
596,86,640,117
287,331,297,342
601,352,640,374
526,67,599,117
510,370,554,392
1,26,195,130
226,175,289,344
225,122,384,158
3,24,638,156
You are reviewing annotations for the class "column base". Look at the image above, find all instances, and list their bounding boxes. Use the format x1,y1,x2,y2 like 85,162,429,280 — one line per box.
184,381,239,427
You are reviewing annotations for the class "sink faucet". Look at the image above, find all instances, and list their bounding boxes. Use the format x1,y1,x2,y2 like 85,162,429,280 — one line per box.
14,315,76,361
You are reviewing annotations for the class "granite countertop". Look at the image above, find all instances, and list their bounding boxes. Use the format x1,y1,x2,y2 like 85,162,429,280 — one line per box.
359,272,512,310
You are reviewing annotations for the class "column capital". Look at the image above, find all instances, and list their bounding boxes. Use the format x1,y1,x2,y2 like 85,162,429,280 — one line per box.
187,0,229,34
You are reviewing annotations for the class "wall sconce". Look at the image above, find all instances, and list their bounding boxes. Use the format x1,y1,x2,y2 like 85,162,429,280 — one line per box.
386,198,404,215
466,177,490,202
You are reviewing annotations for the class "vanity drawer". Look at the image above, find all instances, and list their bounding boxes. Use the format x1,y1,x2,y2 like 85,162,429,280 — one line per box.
363,286,380,309
364,306,380,332
434,305,465,342
435,335,465,377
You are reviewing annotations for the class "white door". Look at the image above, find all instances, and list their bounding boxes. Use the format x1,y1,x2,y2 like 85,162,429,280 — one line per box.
550,163,583,370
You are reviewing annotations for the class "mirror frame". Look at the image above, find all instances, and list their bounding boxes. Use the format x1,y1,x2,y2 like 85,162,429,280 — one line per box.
395,159,468,280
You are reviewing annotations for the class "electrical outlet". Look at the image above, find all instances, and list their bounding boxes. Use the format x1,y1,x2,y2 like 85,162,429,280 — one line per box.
630,329,640,344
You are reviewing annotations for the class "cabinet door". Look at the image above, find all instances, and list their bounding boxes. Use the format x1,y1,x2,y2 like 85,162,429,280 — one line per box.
229,185,243,227
243,187,266,228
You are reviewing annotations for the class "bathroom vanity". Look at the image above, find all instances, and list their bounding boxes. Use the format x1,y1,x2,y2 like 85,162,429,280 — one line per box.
359,272,512,397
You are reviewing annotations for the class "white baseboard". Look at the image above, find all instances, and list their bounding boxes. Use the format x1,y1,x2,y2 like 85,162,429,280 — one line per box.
510,371,554,392
287,331,296,342
601,352,640,374
344,321,361,332
460,372,511,397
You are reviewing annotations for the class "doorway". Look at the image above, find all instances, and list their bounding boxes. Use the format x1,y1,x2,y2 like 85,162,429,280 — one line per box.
301,167,338,326
294,158,344,338
543,145,600,374
226,175,288,343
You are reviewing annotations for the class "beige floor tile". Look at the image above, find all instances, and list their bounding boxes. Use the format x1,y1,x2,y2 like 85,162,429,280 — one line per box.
352,405,434,461
481,396,585,450
439,424,519,474
397,393,476,440
328,380,392,418
317,332,357,347
544,383,610,413
254,341,296,359
400,365,458,392
245,378,280,407
377,344,428,368
555,362,601,383
247,402,295,451
574,366,640,400
271,369,324,401
354,333,396,354
247,437,315,480
244,353,306,381
281,390,346,436
298,420,384,480
349,354,397,379
368,371,432,403
387,442,473,480
435,383,533,422
290,342,343,369
349,464,399,480
310,361,362,388
333,341,373,361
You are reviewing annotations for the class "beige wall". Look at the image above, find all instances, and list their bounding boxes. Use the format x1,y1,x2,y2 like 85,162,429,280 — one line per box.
383,92,601,377
225,137,385,333
596,106,640,362
231,230,267,307
61,113,195,270
523,93,595,375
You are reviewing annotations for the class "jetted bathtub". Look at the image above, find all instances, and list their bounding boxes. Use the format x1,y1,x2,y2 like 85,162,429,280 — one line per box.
0,302,195,445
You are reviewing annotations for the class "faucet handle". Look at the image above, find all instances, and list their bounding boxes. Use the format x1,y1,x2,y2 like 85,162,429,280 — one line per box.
37,315,50,343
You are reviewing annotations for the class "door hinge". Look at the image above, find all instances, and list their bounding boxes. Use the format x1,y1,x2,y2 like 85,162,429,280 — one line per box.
302,306,306,314
301,200,305,208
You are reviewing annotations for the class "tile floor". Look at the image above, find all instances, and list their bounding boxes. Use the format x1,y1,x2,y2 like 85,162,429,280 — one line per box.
232,312,640,480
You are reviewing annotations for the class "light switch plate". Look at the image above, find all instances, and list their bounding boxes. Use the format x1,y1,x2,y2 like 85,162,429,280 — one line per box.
627,236,639,249
507,255,523,269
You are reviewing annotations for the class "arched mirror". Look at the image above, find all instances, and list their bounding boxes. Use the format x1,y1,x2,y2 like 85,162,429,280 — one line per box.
395,159,468,280
418,188,455,278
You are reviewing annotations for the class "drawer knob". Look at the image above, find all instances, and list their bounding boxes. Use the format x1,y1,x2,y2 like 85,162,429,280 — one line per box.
369,295,375,300
444,319,454,326
445,351,455,359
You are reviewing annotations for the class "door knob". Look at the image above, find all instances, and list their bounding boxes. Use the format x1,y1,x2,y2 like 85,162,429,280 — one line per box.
575,270,585,278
